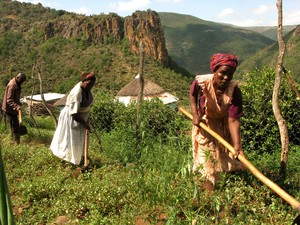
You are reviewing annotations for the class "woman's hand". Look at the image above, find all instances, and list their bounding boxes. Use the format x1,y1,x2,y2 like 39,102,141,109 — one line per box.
228,117,244,159
72,114,90,130
192,113,201,126
84,121,91,130
233,147,245,159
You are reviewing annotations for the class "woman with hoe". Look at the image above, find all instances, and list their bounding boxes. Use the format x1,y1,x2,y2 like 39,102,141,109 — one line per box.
50,72,96,165
189,53,245,186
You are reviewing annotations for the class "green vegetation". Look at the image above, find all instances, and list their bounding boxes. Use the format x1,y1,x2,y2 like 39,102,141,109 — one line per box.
0,1,192,103
159,12,275,75
237,30,300,83
0,2,299,224
159,12,300,83
1,68,300,224
242,25,296,41
241,67,300,152
0,27,191,102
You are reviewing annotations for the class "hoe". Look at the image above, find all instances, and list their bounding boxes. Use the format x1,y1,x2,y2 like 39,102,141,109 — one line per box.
179,107,300,224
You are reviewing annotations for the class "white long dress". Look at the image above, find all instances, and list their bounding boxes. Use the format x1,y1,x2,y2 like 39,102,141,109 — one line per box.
50,82,91,165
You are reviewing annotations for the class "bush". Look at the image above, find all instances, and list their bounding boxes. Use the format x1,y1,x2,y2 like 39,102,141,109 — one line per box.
91,94,183,139
90,93,188,163
240,67,300,153
90,92,121,132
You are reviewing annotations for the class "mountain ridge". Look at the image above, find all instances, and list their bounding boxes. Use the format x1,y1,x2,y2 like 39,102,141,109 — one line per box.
159,12,276,74
158,12,299,81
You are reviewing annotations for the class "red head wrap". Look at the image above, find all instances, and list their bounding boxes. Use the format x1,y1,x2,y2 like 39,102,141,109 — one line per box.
80,72,95,80
209,53,238,72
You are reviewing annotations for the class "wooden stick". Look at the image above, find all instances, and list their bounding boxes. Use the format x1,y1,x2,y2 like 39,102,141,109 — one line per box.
18,110,22,124
179,107,300,212
84,129,89,167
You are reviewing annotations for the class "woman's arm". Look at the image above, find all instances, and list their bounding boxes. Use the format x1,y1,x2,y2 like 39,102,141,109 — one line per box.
72,113,90,130
190,94,201,126
228,117,244,158
190,80,202,126
228,85,244,158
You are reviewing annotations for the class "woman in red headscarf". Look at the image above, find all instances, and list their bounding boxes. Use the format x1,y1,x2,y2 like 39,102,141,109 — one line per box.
50,72,96,165
189,53,245,186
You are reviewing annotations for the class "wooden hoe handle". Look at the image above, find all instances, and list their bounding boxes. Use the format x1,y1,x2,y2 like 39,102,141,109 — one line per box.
18,110,22,124
84,129,89,167
179,107,300,212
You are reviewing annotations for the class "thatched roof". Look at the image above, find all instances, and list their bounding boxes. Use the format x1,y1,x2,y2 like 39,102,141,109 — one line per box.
53,94,68,106
116,79,165,96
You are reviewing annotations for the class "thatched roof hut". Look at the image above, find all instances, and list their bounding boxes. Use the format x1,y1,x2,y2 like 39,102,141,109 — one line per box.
117,79,165,96
53,94,68,106
116,77,178,107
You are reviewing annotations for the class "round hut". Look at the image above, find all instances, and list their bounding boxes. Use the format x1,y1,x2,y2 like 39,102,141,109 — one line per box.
116,77,178,108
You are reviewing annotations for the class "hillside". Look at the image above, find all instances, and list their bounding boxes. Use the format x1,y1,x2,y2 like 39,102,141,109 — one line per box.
238,26,300,82
0,1,191,102
1,0,299,101
159,12,275,75
243,25,297,41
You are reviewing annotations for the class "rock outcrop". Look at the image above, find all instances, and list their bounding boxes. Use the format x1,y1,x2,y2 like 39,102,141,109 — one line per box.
0,1,169,66
124,10,168,65
42,14,123,44
41,11,168,65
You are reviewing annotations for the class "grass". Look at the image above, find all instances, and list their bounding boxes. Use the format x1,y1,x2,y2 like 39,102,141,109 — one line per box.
0,116,299,225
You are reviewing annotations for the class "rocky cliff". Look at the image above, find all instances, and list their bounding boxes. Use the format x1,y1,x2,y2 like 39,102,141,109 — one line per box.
42,14,123,44
0,0,169,66
41,11,168,65
124,11,169,65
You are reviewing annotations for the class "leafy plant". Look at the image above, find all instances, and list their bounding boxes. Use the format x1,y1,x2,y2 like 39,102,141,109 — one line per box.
240,67,300,153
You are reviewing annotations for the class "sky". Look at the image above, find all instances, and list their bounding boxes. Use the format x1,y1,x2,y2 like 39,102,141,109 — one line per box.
15,0,300,27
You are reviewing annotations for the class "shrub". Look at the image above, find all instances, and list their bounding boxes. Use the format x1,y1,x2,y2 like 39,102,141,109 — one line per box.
91,94,183,139
90,92,120,132
90,94,188,163
240,67,300,153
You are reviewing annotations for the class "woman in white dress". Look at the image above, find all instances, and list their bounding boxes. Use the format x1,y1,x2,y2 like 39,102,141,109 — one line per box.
50,72,96,165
